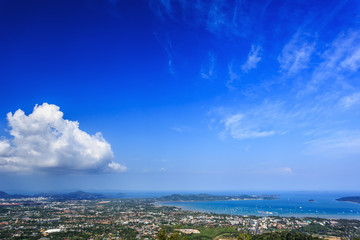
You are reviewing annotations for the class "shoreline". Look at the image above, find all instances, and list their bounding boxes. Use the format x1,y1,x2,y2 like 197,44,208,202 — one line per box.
153,201,360,220
336,200,360,205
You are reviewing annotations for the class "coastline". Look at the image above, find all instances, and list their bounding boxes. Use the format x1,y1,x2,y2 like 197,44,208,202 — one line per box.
336,200,360,205
154,200,360,220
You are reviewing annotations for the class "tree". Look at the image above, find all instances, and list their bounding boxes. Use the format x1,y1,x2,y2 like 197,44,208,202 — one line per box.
157,226,167,240
169,231,181,240
238,232,252,240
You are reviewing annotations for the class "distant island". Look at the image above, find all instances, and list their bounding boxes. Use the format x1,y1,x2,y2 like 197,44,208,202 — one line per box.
1,191,279,202
155,193,279,202
336,196,360,204
0,190,104,201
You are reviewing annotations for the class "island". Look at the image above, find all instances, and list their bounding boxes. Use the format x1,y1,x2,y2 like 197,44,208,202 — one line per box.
155,193,279,202
0,190,104,201
336,196,360,204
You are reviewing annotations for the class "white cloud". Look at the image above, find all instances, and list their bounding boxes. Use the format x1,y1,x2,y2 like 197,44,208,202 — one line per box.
279,167,293,174
205,0,269,38
213,100,328,141
149,0,270,39
153,32,175,75
227,44,261,89
171,126,192,133
226,62,241,89
0,139,12,156
338,33,360,72
241,45,262,72
220,113,275,140
171,127,184,132
339,92,360,108
278,32,315,74
107,162,127,172
304,131,360,157
0,103,126,174
300,30,360,96
142,169,150,173
340,47,360,71
206,0,232,36
201,52,216,80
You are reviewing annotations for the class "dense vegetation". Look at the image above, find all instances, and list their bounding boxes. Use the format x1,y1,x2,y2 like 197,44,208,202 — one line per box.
157,227,322,240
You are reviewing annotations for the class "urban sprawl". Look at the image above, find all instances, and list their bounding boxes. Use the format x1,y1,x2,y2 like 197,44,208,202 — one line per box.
1,197,360,239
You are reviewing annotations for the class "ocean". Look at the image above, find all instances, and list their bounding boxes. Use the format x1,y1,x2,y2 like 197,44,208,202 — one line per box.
152,191,360,219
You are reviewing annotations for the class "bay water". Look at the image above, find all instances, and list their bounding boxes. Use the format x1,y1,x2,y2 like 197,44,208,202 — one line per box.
153,191,360,219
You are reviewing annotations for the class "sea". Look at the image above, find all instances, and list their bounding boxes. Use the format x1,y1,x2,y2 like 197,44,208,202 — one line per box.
23,190,360,220
146,191,360,220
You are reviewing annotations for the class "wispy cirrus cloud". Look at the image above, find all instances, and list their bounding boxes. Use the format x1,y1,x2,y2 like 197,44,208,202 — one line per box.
153,32,175,74
171,127,184,132
149,0,360,159
226,62,241,89
278,31,315,75
227,44,262,89
201,51,216,80
220,113,275,140
213,29,360,141
149,0,271,39
304,131,360,157
0,103,126,174
241,45,262,72
211,89,357,141
206,0,240,37
171,126,193,133
339,92,360,109
205,0,273,39
279,167,293,174
215,101,290,140
300,30,360,96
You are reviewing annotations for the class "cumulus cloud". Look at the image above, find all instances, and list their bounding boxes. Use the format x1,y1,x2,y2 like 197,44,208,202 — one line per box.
0,103,126,174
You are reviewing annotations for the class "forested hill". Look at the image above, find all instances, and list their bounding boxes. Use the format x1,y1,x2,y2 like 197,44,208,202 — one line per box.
336,196,360,204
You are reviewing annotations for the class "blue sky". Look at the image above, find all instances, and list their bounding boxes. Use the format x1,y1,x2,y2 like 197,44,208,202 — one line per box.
1,0,360,193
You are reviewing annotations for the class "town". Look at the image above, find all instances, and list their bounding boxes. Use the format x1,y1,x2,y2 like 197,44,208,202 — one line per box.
1,196,360,239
